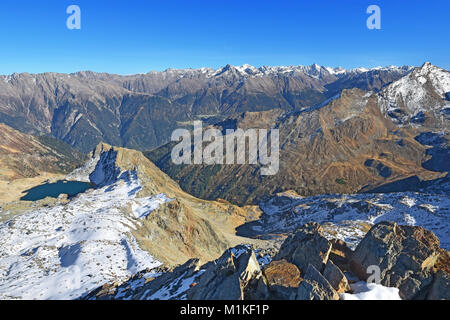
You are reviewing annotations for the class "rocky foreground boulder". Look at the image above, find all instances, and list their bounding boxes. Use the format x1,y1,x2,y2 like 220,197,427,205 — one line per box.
297,264,340,300
83,222,449,300
323,260,351,294
260,259,302,299
350,221,449,300
275,222,332,273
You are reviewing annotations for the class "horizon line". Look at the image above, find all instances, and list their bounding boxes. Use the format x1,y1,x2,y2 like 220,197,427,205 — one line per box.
0,62,433,77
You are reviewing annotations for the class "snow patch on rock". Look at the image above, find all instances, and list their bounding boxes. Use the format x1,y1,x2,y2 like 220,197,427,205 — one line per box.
340,281,401,300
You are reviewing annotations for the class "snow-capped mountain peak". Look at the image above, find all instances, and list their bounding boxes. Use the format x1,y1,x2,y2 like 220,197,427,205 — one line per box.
156,63,415,80
378,62,450,126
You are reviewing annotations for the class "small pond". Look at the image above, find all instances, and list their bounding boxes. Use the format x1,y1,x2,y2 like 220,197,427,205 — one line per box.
20,180,92,201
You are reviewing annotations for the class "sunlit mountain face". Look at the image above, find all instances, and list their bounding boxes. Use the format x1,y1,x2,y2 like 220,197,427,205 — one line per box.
0,64,412,153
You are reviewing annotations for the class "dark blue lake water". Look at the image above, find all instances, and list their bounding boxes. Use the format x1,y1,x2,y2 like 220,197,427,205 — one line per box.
20,180,92,201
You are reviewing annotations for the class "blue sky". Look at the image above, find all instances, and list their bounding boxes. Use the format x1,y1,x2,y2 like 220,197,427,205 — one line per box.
0,0,448,74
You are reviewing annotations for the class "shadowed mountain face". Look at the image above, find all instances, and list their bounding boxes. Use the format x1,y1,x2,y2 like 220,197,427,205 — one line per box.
146,63,450,205
0,64,412,153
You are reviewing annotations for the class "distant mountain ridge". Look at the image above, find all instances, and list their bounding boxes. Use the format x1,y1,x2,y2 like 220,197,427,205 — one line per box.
0,63,414,153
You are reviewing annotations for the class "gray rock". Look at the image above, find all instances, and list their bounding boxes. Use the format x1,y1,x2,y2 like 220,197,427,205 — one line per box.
187,247,262,300
134,259,199,300
275,222,332,273
427,271,450,300
82,246,264,300
323,260,350,293
296,264,339,300
350,221,441,300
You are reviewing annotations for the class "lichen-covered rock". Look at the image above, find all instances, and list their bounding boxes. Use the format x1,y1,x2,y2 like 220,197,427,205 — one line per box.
263,259,302,300
296,264,339,300
275,222,332,273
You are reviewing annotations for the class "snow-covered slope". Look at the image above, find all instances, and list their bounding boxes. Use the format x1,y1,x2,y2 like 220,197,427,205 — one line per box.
0,160,171,299
0,143,260,300
378,62,450,126
241,191,450,250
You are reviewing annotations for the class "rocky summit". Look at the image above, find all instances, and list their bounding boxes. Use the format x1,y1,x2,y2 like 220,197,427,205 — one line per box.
83,221,449,300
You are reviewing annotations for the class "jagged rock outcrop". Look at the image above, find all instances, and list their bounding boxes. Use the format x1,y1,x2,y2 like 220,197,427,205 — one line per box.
83,143,262,266
83,246,265,300
275,222,332,273
268,223,344,300
323,260,350,293
84,243,340,301
81,220,450,300
296,264,339,300
188,249,262,300
350,221,448,300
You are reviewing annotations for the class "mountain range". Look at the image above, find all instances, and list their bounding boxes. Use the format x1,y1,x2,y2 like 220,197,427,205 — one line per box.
0,64,413,153
147,63,450,205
